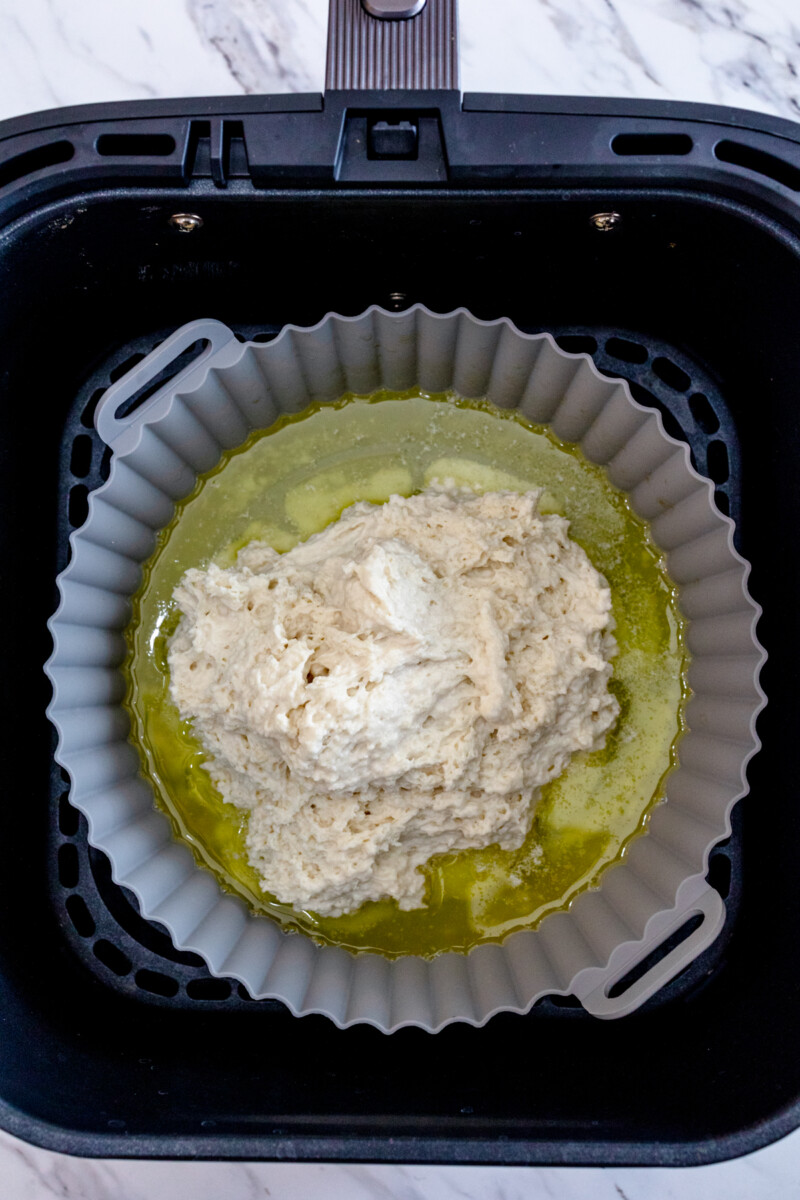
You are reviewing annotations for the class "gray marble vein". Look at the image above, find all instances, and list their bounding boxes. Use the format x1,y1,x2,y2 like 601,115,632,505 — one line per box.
456,0,800,120
186,0,328,94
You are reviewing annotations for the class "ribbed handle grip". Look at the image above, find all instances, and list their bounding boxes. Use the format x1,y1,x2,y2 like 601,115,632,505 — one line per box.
325,0,459,90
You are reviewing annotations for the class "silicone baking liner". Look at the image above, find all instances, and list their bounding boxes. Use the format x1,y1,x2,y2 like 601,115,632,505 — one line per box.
45,306,766,1032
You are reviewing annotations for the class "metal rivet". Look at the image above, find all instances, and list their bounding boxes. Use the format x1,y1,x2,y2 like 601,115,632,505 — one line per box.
388,291,408,310
589,211,622,233
169,212,203,233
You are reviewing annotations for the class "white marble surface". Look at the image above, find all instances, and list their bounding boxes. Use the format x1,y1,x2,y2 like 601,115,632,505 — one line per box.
1,0,800,1195
0,0,799,121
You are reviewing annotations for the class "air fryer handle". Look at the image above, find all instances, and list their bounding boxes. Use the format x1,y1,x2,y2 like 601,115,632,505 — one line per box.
325,0,459,91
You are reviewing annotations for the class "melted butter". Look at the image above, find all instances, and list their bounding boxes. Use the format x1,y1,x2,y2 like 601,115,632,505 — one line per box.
126,392,688,958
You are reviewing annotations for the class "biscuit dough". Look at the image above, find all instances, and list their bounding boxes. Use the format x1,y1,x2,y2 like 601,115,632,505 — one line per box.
168,489,619,916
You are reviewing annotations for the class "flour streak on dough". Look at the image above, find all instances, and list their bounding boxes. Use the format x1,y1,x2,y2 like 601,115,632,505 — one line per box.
168,489,619,916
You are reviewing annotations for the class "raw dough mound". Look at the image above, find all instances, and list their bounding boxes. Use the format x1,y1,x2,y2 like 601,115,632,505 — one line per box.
168,489,618,916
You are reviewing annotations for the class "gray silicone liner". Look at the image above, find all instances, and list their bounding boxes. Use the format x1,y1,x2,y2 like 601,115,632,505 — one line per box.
45,306,766,1032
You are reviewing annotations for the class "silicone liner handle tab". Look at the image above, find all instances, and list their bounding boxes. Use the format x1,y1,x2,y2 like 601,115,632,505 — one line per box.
94,318,239,452
572,879,726,1019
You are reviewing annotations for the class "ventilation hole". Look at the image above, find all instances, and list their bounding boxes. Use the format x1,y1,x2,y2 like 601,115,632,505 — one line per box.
68,484,89,528
652,356,691,392
66,894,95,938
606,913,704,999
605,336,648,365
706,852,732,900
81,387,106,429
99,445,112,482
58,793,79,836
135,969,180,998
93,939,132,977
186,978,233,1001
715,139,800,191
0,140,74,190
688,392,720,434
715,491,730,516
88,849,206,967
58,843,79,888
547,993,581,1009
96,133,176,157
612,132,693,156
69,434,93,479
553,335,598,355
237,982,257,1002
707,440,730,484
109,352,145,383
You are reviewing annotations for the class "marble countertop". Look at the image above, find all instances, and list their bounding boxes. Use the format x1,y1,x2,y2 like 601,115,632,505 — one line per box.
1,0,799,1196
2,0,800,121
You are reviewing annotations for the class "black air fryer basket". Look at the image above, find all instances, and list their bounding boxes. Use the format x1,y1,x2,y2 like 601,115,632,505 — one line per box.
1,0,797,1165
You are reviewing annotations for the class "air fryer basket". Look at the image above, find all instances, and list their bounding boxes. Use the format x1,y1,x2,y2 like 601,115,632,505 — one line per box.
2,0,800,1163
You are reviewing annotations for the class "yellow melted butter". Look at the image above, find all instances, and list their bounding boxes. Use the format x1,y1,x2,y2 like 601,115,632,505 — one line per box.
126,392,688,958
